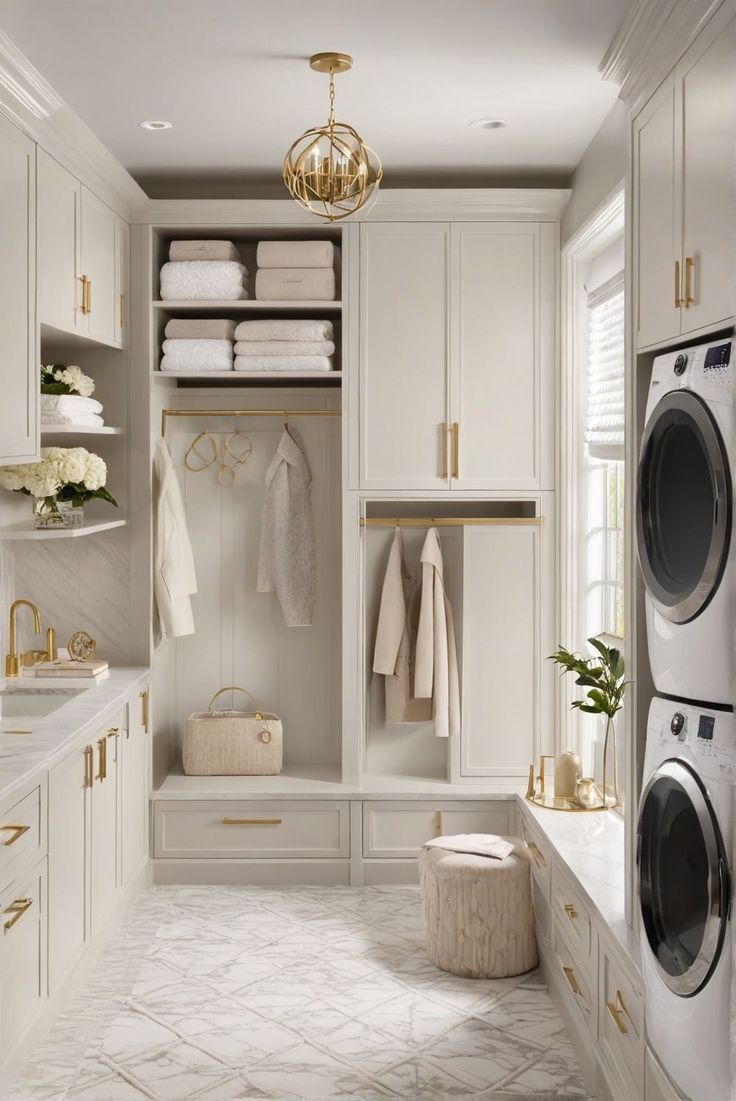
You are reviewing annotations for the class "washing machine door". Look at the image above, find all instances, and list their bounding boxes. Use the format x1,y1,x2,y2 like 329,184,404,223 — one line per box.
636,390,732,624
637,759,731,996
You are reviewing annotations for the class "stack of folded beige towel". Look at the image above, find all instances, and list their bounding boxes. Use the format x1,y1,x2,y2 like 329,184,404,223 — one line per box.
255,240,337,301
160,319,236,373
160,240,249,301
234,319,335,372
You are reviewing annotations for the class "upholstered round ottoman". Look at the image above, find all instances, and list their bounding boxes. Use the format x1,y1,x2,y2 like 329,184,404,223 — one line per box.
419,840,538,979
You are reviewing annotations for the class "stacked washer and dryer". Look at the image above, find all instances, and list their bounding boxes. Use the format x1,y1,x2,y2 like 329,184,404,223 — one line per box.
636,337,735,1101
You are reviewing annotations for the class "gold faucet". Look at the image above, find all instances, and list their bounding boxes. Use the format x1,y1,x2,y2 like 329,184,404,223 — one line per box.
5,599,53,678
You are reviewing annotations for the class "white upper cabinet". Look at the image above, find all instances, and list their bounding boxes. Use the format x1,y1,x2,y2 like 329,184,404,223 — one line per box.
0,114,37,466
450,223,554,490
115,217,130,348
359,220,555,492
80,186,118,347
634,5,735,349
360,223,450,489
37,149,81,336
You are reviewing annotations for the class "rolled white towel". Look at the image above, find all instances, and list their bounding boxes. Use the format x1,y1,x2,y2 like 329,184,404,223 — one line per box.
160,261,249,301
160,356,233,374
161,339,234,370
234,355,332,372
41,412,105,428
255,268,335,301
40,394,103,415
234,319,334,342
169,240,241,262
256,240,335,269
234,340,335,357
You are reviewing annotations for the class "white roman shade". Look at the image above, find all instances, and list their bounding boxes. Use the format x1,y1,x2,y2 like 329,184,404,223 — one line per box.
585,272,625,461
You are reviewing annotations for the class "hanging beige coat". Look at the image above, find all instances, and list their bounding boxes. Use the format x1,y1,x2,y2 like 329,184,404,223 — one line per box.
414,527,461,739
373,529,433,724
257,428,316,627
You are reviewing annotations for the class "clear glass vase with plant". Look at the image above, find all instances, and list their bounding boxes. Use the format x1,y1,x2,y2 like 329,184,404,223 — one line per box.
550,638,629,809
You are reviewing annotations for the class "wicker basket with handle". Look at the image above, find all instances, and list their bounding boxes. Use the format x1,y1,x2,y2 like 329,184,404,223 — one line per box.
183,687,283,776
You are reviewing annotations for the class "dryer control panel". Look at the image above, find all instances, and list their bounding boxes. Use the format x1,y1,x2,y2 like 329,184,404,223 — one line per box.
645,338,735,419
647,696,736,781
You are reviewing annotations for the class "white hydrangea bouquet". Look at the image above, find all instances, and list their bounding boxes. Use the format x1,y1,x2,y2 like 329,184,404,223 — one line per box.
40,364,95,398
0,447,117,528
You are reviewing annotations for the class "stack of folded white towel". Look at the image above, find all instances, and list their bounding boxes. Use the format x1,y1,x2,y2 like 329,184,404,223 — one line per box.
234,319,335,372
160,319,236,373
160,240,249,301
255,240,336,302
41,394,105,428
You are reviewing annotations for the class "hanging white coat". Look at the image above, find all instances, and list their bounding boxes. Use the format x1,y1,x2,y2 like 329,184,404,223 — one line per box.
153,437,198,639
414,527,461,738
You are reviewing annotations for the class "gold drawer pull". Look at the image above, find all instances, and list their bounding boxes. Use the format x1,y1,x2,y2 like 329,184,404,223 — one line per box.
606,998,628,1035
562,965,581,996
526,840,546,868
96,736,107,782
563,902,578,919
451,422,460,479
84,745,93,788
440,423,449,479
435,810,445,837
3,897,32,931
120,292,125,328
674,259,683,308
0,824,30,847
684,255,695,306
220,817,282,826
140,689,149,733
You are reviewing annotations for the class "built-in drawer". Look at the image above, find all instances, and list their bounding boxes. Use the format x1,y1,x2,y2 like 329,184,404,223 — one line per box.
362,800,511,859
0,856,47,1058
154,801,350,859
598,937,644,1101
519,813,552,902
552,912,593,1035
551,863,592,966
0,786,42,889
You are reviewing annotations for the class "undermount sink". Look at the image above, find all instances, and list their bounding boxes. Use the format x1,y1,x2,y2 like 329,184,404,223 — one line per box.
0,687,83,723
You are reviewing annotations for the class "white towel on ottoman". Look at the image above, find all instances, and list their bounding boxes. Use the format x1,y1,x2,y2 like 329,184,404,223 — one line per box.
424,834,515,861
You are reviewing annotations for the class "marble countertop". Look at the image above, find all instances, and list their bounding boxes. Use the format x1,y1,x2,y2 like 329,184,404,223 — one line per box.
0,667,149,806
518,797,639,969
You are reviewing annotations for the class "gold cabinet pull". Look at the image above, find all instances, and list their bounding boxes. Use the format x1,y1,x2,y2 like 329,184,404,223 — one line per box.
451,422,460,479
84,745,93,789
107,727,119,738
526,840,546,869
119,292,125,328
140,689,149,733
606,998,628,1035
96,736,107,782
79,275,89,314
563,902,578,919
440,423,449,479
3,897,32,931
220,817,282,826
0,824,30,847
434,810,445,837
674,260,683,308
562,965,581,995
684,256,695,306
86,277,92,314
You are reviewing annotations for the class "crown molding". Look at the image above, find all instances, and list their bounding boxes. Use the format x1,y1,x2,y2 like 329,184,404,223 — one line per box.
600,0,729,109
0,28,147,220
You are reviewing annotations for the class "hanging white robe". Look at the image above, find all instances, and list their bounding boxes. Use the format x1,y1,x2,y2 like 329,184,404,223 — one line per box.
153,437,198,639
373,529,433,724
257,428,316,627
414,527,461,738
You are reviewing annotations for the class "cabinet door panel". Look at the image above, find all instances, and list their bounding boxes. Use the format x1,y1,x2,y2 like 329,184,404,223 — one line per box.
90,727,119,933
680,12,736,335
0,860,47,1057
634,75,680,350
451,223,552,489
121,689,149,884
461,526,537,776
37,150,80,335
115,217,130,347
48,747,88,992
81,187,117,347
0,115,37,464
360,223,450,489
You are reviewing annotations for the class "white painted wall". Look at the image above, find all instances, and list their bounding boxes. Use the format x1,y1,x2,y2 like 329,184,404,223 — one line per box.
561,100,628,245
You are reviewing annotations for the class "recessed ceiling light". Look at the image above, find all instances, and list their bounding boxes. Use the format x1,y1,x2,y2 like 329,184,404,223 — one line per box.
469,118,506,130
139,120,174,131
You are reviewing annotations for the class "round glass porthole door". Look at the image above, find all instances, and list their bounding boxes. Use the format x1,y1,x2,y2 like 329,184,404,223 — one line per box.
637,759,730,996
636,390,731,624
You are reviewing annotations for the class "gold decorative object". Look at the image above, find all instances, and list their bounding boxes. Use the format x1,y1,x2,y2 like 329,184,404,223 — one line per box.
554,751,582,799
526,754,617,813
67,629,97,662
282,52,382,221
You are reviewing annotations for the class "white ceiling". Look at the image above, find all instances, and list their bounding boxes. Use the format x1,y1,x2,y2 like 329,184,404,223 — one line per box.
0,0,629,195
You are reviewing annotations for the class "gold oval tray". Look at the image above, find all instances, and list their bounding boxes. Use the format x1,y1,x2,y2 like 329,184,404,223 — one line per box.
526,793,616,813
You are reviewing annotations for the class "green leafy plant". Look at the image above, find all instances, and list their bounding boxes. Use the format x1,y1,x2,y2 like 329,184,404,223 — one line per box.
549,638,629,807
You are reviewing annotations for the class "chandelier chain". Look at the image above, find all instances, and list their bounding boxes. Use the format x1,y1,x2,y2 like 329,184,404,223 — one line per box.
328,69,336,127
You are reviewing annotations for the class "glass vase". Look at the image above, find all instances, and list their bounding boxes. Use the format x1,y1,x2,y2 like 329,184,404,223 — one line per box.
601,714,621,809
32,496,84,529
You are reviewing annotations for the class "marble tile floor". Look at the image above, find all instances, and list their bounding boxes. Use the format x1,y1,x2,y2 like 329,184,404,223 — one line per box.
9,886,591,1101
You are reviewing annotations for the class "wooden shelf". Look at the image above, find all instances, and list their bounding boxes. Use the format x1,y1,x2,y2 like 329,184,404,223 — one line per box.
154,371,341,382
152,300,342,311
40,426,125,436
0,519,126,542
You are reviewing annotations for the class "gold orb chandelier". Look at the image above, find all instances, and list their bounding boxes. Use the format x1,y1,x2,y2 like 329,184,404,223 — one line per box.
283,52,383,222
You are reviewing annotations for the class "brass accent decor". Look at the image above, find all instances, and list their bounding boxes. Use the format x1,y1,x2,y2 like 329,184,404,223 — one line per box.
68,629,97,662
3,896,32,931
283,52,382,221
0,824,30,846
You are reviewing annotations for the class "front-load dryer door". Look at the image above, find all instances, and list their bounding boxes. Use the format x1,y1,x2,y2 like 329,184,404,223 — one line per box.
637,759,731,996
637,390,732,624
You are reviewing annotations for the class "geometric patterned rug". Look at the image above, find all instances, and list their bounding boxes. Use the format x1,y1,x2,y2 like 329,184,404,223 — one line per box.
11,886,591,1100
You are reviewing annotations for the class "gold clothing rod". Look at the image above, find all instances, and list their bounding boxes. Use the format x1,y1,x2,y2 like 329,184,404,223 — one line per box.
161,407,341,436
360,517,542,527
